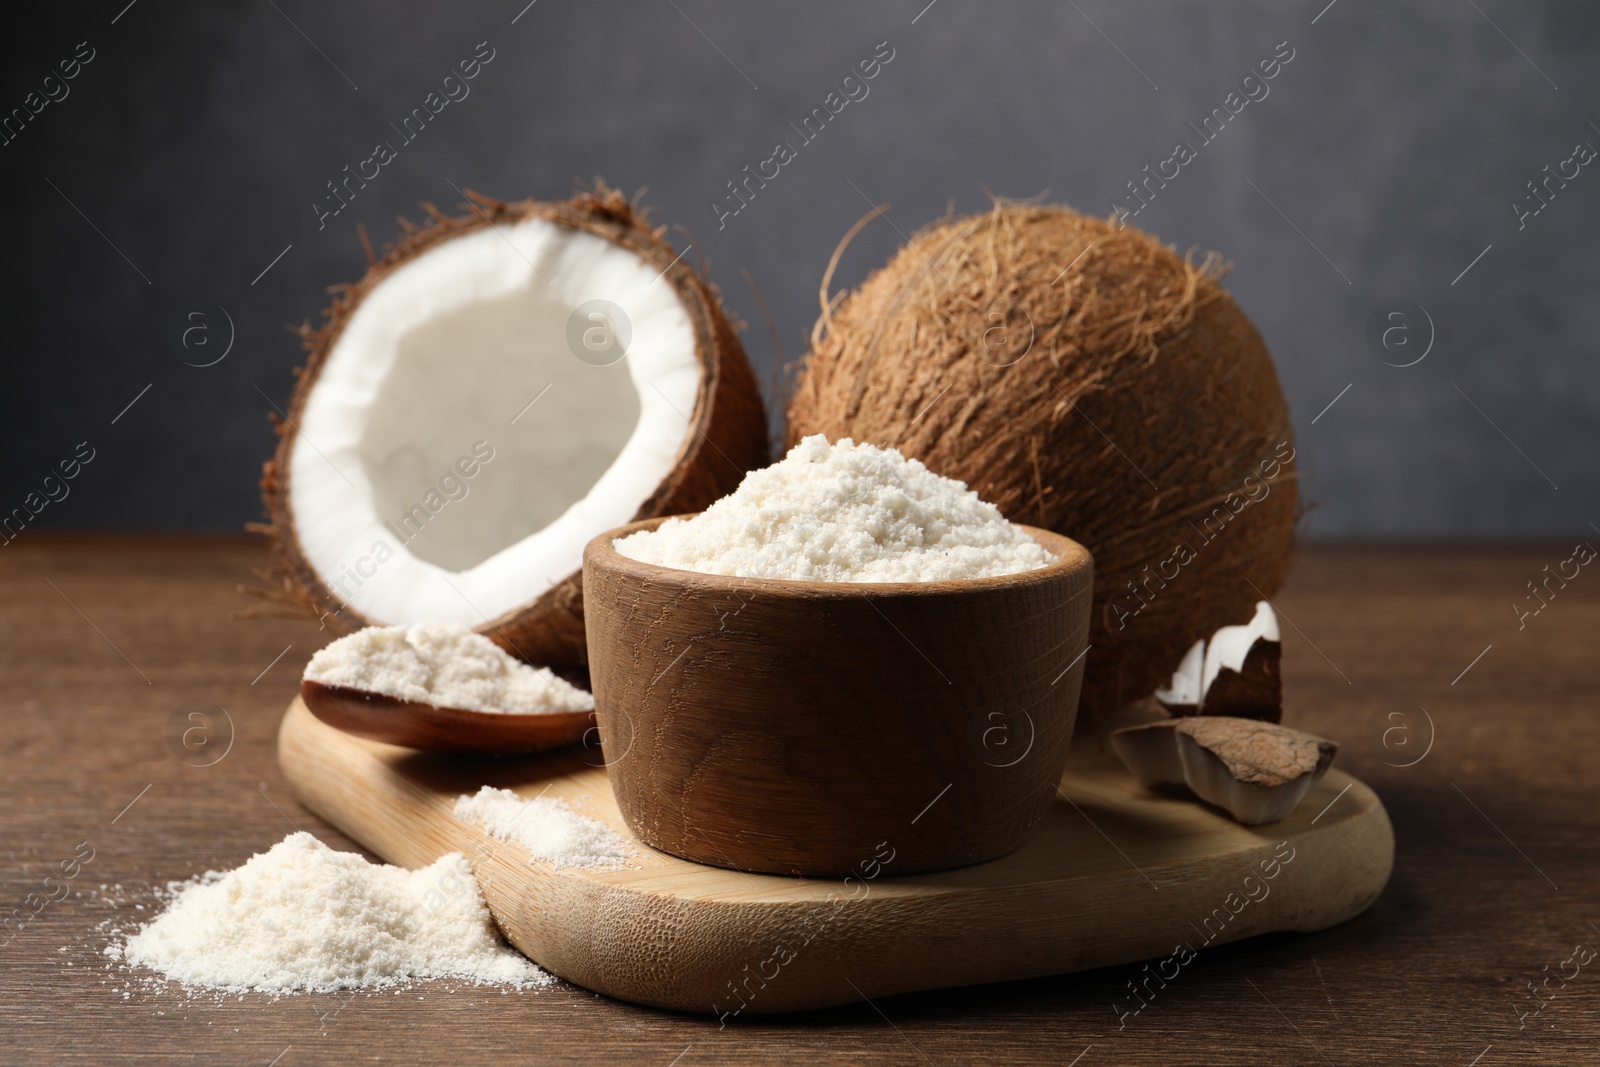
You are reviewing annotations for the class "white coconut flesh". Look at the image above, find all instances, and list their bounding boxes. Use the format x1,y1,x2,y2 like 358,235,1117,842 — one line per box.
1153,638,1205,707
289,217,701,626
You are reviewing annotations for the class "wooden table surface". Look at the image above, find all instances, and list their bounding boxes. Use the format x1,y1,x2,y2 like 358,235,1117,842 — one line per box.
3,536,1597,1065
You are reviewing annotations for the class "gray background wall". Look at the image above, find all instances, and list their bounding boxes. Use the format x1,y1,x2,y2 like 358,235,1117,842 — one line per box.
3,0,1595,538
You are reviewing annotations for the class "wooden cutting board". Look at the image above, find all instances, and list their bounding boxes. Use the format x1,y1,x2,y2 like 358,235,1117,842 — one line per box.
277,697,1393,1015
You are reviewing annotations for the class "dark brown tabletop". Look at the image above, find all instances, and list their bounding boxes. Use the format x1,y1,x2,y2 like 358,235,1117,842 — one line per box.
3,535,1596,1065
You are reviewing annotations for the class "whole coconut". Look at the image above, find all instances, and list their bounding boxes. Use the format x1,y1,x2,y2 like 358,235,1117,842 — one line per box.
787,203,1298,718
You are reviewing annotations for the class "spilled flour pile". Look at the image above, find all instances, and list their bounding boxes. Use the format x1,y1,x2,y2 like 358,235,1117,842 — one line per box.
613,435,1053,582
304,620,593,714
454,786,633,870
112,833,548,993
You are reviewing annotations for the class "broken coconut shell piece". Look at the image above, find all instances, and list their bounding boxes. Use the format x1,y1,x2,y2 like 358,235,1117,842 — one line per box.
1177,717,1337,826
1109,716,1338,826
1107,719,1185,789
1154,600,1282,721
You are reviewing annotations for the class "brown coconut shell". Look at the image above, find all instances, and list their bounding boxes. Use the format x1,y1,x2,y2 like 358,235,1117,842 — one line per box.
1199,638,1283,722
257,183,768,668
787,203,1297,719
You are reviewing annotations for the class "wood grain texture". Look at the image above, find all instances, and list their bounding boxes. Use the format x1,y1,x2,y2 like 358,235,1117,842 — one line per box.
277,695,1390,1014
4,536,1600,1065
582,519,1095,875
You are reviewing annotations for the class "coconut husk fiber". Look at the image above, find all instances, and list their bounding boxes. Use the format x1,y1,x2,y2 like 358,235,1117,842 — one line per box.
787,202,1298,720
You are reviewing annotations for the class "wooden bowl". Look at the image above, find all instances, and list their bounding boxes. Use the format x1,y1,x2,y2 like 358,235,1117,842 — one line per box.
300,680,596,754
581,517,1094,876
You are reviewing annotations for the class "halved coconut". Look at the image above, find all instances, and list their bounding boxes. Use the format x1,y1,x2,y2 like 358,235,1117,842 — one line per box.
259,185,768,666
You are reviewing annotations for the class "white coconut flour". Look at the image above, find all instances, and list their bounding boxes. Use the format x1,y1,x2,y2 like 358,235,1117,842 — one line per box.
454,786,633,870
613,435,1053,582
113,832,549,993
303,620,592,715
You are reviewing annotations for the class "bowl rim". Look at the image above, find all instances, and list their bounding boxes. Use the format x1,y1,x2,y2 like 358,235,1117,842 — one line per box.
583,515,1093,601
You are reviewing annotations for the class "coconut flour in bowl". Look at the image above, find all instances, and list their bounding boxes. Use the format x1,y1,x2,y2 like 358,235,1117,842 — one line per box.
613,435,1053,582
303,621,592,714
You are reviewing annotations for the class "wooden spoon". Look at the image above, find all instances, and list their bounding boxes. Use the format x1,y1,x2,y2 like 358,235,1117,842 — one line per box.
300,679,596,754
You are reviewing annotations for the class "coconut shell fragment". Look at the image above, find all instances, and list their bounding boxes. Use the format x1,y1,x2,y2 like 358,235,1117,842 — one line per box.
1107,718,1185,789
787,203,1297,719
1176,717,1335,789
1155,600,1282,721
1110,716,1337,826
1200,638,1282,721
